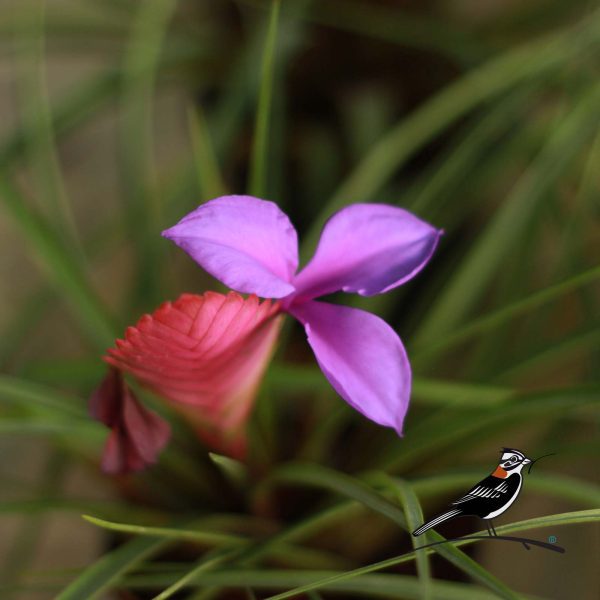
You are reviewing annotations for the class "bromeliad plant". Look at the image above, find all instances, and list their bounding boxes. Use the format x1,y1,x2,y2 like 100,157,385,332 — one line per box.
3,1,599,598
92,195,441,472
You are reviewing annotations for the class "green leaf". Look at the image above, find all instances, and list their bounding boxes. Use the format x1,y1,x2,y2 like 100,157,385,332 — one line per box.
411,379,514,406
119,0,177,309
415,84,600,345
410,471,600,508
269,463,520,599
300,9,600,259
0,449,68,599
384,476,432,600
248,0,282,197
494,323,600,381
125,572,504,600
188,106,227,199
0,375,86,418
0,499,168,522
382,386,599,471
82,515,243,547
208,452,248,488
152,548,238,600
230,572,502,600
259,510,599,600
0,176,116,349
56,534,170,600
14,0,80,247
412,265,600,366
302,0,493,64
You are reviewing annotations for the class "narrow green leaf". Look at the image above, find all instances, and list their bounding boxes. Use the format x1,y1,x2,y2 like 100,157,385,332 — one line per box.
269,464,520,599
248,0,281,197
188,106,227,199
119,0,177,308
0,499,168,521
271,463,407,527
411,379,514,406
56,535,170,600
410,471,600,508
208,452,248,487
415,84,600,345
0,289,54,369
267,364,515,407
0,176,116,349
0,450,68,599
0,375,86,418
261,510,599,600
152,549,238,600
127,571,505,600
303,0,493,64
382,386,599,472
406,86,538,219
384,476,432,600
495,324,600,381
412,265,600,366
14,0,80,246
82,515,243,547
0,419,102,439
300,9,600,259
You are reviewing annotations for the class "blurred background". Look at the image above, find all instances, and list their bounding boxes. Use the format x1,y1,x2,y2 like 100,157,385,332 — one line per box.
0,0,598,598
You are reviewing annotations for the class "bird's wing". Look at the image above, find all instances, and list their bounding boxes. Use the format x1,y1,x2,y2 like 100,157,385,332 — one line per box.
451,475,511,505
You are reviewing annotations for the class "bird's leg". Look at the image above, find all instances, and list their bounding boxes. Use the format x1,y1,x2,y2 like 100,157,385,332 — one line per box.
490,520,497,537
484,520,492,537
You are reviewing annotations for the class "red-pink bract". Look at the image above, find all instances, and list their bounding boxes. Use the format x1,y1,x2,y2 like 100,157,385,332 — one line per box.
104,291,282,458
89,368,171,474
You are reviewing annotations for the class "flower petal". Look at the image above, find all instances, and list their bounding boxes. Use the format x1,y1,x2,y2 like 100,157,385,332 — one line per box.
162,195,298,298
90,369,171,474
105,292,282,458
293,204,442,300
289,301,411,434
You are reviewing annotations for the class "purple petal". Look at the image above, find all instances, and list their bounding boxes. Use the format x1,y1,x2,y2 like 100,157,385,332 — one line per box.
293,204,442,300
163,195,298,298
289,300,411,434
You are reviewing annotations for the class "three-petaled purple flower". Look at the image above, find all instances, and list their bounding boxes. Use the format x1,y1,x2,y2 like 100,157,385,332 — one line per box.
163,195,441,435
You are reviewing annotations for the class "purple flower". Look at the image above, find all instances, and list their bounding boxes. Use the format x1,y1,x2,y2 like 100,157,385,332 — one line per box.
163,196,441,435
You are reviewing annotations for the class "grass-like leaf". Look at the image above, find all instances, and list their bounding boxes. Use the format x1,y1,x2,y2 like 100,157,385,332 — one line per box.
83,515,243,547
188,106,227,200
382,385,599,471
300,8,600,259
415,83,600,345
411,262,600,363
385,476,432,600
248,0,282,197
260,509,599,599
56,534,170,600
269,463,520,599
0,177,116,349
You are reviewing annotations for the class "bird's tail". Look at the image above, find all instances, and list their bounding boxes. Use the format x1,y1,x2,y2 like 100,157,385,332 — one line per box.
412,509,463,536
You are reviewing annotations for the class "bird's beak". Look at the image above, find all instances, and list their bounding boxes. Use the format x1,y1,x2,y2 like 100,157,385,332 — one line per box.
523,458,532,464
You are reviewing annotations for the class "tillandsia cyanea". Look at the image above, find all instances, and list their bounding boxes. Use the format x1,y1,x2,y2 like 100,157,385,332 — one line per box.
91,196,441,474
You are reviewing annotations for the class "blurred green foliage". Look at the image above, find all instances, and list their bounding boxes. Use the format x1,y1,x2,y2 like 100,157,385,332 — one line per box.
0,0,598,598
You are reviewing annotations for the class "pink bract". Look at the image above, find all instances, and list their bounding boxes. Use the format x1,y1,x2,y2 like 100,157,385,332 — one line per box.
89,368,171,474
103,292,282,460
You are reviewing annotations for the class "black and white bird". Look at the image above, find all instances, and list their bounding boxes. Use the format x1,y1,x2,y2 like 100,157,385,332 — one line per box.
413,448,532,537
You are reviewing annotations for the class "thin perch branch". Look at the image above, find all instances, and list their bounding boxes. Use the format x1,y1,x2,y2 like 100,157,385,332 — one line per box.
414,534,565,554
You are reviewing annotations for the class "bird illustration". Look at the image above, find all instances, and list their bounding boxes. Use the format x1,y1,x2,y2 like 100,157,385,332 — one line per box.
413,448,534,537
